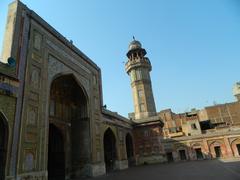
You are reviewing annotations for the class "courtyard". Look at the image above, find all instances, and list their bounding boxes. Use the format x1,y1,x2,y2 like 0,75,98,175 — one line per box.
86,160,240,180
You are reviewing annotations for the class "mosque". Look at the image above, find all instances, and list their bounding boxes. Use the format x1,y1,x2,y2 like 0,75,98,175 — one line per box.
0,1,240,180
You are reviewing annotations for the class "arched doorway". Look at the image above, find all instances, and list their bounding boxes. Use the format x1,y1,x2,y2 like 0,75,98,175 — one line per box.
48,124,65,180
125,133,134,166
209,141,225,158
104,128,116,172
48,75,90,179
231,139,240,157
0,113,8,180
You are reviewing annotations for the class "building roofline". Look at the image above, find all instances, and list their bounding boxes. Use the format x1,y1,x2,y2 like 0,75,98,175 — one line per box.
102,108,131,123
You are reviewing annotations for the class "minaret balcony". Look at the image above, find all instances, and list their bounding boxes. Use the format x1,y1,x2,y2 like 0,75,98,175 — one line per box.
125,57,152,74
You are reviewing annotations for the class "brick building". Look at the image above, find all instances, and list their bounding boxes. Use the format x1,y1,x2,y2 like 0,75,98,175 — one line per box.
160,97,240,162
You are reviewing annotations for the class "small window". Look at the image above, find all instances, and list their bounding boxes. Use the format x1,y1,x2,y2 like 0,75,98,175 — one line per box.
191,123,197,130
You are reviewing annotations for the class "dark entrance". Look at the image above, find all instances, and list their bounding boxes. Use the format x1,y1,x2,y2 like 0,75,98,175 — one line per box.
214,146,222,158
179,150,187,160
0,114,7,180
104,128,116,172
49,75,90,178
236,144,240,156
166,152,174,162
48,124,65,180
126,133,134,166
195,148,203,159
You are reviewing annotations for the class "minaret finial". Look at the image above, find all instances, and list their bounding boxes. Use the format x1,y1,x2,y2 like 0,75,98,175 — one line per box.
133,36,135,40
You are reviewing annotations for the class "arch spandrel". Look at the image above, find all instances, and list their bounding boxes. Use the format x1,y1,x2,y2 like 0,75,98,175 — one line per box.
230,138,240,146
102,126,118,140
47,55,91,98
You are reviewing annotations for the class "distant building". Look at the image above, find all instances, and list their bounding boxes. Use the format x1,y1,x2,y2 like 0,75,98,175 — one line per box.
160,101,240,162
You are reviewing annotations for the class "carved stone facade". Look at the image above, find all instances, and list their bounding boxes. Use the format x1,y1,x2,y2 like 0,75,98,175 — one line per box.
0,1,134,179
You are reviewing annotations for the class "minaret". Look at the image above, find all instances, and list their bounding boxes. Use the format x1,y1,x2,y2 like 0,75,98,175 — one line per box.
125,39,157,120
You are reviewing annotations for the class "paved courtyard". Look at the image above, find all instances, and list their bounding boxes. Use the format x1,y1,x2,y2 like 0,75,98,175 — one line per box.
87,160,240,180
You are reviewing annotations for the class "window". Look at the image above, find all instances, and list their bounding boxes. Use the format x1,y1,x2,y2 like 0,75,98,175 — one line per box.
191,123,197,130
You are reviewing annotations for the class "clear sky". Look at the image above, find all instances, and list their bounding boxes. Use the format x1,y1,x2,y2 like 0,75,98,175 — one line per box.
0,0,240,117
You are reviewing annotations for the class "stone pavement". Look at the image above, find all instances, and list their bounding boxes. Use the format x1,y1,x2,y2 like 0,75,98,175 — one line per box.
85,160,240,180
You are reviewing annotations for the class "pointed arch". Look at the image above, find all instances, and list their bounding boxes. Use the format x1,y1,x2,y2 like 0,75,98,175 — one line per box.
209,140,225,158
103,128,117,172
125,133,134,167
48,74,91,179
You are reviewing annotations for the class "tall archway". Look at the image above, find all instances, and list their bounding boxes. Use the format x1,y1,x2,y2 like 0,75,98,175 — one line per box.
104,128,116,172
0,113,8,180
48,75,90,179
126,133,134,166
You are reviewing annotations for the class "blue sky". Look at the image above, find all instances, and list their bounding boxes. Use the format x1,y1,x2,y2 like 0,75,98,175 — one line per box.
0,0,240,117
